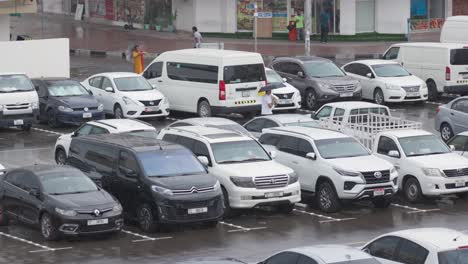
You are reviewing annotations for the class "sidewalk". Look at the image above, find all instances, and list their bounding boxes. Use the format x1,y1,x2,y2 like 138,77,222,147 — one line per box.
11,13,440,58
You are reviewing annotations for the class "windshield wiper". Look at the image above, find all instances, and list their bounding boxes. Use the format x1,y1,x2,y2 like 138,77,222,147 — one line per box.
408,152,446,157
217,160,242,164
0,90,18,93
50,191,91,195
238,158,270,163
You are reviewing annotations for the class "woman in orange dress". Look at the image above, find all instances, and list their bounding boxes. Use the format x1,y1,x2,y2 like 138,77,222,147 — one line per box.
132,45,144,74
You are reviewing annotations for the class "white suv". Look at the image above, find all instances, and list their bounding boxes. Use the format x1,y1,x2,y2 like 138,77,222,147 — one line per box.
260,126,398,213
54,119,157,165
157,126,301,216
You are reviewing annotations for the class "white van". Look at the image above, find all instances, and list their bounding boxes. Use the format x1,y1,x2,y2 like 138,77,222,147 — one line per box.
0,73,39,131
383,43,468,100
142,49,266,117
440,16,468,44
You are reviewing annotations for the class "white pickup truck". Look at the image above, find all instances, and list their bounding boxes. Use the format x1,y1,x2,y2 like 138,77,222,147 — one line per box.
320,113,468,202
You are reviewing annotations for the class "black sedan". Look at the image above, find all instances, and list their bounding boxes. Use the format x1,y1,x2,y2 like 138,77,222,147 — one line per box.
0,165,123,240
32,79,104,128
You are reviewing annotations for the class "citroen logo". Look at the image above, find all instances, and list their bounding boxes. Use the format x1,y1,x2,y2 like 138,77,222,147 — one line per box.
374,171,382,179
190,187,199,194
93,209,101,217
84,107,89,111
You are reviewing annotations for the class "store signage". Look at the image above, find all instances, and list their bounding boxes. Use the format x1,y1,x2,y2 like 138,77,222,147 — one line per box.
258,12,273,18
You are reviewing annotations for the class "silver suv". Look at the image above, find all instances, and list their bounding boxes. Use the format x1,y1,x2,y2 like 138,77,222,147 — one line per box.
270,57,362,110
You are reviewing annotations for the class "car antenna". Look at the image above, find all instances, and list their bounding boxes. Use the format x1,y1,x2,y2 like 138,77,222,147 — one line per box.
454,235,462,242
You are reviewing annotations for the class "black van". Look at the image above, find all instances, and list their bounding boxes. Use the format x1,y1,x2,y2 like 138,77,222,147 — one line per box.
67,134,224,232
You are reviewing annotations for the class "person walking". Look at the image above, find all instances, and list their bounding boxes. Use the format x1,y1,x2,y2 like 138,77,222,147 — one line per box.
320,10,330,43
261,89,278,115
294,11,304,41
192,26,203,48
131,45,145,74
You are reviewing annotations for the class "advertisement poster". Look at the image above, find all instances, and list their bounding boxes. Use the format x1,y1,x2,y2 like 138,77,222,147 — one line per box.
237,0,256,30
237,0,288,31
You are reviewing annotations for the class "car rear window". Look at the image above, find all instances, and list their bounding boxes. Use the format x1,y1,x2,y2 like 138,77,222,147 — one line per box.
451,49,468,65
438,248,468,264
223,64,266,84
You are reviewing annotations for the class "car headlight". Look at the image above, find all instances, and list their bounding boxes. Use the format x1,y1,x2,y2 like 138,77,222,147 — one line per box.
97,104,104,111
55,208,77,217
122,96,138,105
421,83,428,90
112,203,123,212
333,167,362,177
288,172,299,184
230,176,255,188
58,105,73,112
318,83,332,90
385,84,401,90
31,102,39,109
213,181,221,192
422,168,445,177
162,97,169,105
151,185,173,195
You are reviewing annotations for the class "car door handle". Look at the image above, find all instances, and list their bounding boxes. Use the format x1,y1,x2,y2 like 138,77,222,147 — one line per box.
157,80,163,83
451,112,455,116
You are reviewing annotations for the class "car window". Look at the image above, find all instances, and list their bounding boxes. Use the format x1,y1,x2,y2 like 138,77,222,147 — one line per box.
245,119,266,133
384,47,400,60
265,252,301,264
119,151,139,174
286,62,303,75
333,108,345,121
192,140,212,164
224,64,266,84
377,136,400,157
89,77,103,89
297,138,314,157
452,99,468,114
84,144,116,170
351,64,373,77
316,106,333,119
270,62,284,73
90,126,109,135
277,135,299,155
263,119,279,129
259,133,282,146
143,61,163,79
175,136,196,150
167,62,219,84
451,49,468,65
297,256,319,264
75,124,94,137
366,236,401,261
447,135,468,152
396,239,428,264
5,171,39,192
101,78,113,90
4,171,26,189
162,134,179,142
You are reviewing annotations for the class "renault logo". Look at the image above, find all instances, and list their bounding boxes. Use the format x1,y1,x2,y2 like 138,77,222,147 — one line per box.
93,209,101,217
84,107,88,111
374,171,382,179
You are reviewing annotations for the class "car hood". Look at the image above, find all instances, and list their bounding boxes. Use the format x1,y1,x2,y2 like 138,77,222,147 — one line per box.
49,190,116,210
0,90,38,105
149,173,217,190
52,95,100,108
120,89,164,101
272,82,299,94
380,75,424,87
216,160,293,177
408,153,468,170
326,155,393,172
314,75,359,86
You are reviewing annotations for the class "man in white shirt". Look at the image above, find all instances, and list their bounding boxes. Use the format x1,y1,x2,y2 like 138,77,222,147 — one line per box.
192,26,202,48
261,90,274,115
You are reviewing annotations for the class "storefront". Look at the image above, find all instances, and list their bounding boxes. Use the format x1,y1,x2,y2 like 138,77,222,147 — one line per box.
410,0,446,30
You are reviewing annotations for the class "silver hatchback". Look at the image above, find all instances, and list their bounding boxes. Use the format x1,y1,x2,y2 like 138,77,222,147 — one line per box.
435,96,468,141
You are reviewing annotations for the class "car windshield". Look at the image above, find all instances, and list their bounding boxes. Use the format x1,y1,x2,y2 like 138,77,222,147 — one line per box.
371,64,410,77
212,140,270,164
114,76,153,91
123,130,158,139
315,137,370,159
0,74,34,93
266,70,284,83
138,149,206,177
48,83,90,97
284,121,320,128
438,249,468,264
399,135,450,157
303,61,345,78
41,170,98,195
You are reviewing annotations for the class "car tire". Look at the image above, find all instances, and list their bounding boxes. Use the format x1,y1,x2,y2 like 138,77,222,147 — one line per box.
277,203,295,214
372,197,391,208
316,181,341,213
55,149,67,165
0,204,9,226
404,177,423,203
114,105,124,119
222,187,238,218
440,123,454,142
197,100,212,117
305,89,318,110
137,204,158,233
41,213,60,241
47,110,60,128
21,124,32,131
427,81,439,101
373,88,385,105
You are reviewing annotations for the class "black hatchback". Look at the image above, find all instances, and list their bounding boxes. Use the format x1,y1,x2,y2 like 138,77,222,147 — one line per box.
0,165,123,241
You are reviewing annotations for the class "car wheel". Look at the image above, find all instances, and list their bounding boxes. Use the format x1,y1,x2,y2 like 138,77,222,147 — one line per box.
47,110,59,128
41,213,60,241
440,123,454,142
222,187,238,218
114,105,124,119
55,149,67,165
404,177,423,203
21,124,32,131
372,197,391,208
0,204,9,226
277,203,295,214
373,89,385,105
427,81,439,101
316,181,341,213
197,100,212,117
137,204,158,233
305,89,317,110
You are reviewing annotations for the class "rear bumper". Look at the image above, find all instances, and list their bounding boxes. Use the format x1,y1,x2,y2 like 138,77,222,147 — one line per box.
211,104,261,115
444,85,468,94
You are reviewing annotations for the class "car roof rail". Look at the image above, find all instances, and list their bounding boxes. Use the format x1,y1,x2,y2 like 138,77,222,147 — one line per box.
130,119,153,127
93,120,118,130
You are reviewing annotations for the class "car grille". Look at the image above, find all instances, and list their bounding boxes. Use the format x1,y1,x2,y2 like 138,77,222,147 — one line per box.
254,175,289,189
443,168,468,177
446,183,468,189
172,186,215,195
140,99,162,106
141,110,162,115
402,86,420,92
276,103,295,107
2,114,34,119
274,92,294,99
5,103,30,110
332,84,356,93
361,170,390,184
72,107,98,111
78,223,116,233
161,197,223,221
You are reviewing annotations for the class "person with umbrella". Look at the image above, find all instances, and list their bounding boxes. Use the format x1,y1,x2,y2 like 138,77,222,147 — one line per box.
259,83,281,115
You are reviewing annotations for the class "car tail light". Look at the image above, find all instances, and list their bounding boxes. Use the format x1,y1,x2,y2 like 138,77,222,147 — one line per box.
458,246,468,249
446,66,451,81
219,80,226,101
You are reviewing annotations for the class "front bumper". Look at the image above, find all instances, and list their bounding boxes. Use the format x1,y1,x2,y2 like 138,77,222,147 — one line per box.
316,91,362,103
340,183,398,200
384,89,428,102
273,98,302,111
157,195,224,223
444,85,468,94
0,109,38,128
420,175,468,196
124,102,170,118
228,182,301,208
56,110,104,125
55,211,123,236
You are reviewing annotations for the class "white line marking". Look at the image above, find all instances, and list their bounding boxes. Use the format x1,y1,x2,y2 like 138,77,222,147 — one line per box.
29,247,73,253
391,203,440,214
0,231,72,253
227,227,267,233
406,209,441,214
32,127,65,136
219,221,266,232
295,203,307,208
121,229,172,242
293,209,356,223
131,237,173,243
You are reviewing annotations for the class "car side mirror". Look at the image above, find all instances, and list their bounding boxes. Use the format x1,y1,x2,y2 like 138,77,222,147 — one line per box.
366,73,374,79
71,131,78,137
282,78,287,82
388,150,400,158
306,152,316,160
151,83,157,89
297,71,305,78
450,145,456,151
310,111,317,120
269,150,277,159
29,188,40,198
105,87,114,93
197,156,209,166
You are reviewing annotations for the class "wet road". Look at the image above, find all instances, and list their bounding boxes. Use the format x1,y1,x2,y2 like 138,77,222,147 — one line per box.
0,56,462,264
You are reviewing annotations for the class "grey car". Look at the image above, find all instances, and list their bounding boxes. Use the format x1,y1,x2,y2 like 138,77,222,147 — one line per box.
435,96,468,141
269,57,362,110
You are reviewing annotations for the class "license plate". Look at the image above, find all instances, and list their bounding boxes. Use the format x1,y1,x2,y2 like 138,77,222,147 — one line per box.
82,112,92,118
406,92,420,97
87,218,108,226
265,191,284,198
188,207,208,214
373,188,385,196
13,119,23,125
145,106,159,112
242,91,250,97
456,181,465,187
340,92,353,97
279,99,293,104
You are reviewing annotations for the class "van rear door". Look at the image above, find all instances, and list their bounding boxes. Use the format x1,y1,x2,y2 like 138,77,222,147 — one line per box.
449,48,468,86
222,63,266,108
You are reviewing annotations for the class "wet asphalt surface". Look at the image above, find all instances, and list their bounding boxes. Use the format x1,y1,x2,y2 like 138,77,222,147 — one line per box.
0,55,465,264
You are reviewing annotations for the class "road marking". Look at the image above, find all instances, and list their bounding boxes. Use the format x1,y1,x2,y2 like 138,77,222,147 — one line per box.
219,221,267,232
121,229,172,243
293,209,356,223
391,203,440,214
32,128,65,136
0,231,72,253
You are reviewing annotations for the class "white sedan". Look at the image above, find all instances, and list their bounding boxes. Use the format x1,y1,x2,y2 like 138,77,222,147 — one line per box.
342,60,428,105
266,68,302,111
363,228,468,264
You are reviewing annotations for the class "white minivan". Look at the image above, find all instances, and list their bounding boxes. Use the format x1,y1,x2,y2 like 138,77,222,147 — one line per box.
142,49,266,117
383,43,468,100
440,16,468,44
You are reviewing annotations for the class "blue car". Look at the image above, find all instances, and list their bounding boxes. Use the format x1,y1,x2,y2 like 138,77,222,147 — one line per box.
32,79,104,127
